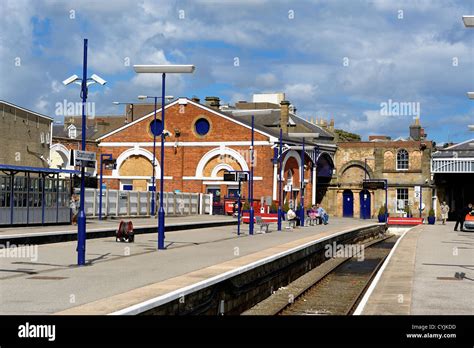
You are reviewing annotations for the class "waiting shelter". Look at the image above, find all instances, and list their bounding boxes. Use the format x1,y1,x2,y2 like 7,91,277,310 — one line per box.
0,164,82,226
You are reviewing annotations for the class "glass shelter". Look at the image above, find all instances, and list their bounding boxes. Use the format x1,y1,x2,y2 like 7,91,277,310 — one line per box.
0,164,81,226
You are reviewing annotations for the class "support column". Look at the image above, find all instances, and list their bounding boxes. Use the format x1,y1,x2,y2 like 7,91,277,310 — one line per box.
312,166,317,205
272,163,278,201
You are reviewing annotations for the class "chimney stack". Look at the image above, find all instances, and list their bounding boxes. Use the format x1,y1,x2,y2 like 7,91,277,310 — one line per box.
205,96,220,109
410,117,422,141
329,118,335,131
191,96,200,103
280,100,290,133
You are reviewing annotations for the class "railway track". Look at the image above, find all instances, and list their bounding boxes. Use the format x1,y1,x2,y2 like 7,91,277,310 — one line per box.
243,234,398,316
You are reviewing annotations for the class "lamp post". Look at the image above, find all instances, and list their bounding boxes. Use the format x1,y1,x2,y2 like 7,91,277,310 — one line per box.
63,38,106,265
137,95,174,216
112,102,136,122
249,115,255,235
278,129,283,231
133,64,195,250
287,133,320,227
99,154,114,220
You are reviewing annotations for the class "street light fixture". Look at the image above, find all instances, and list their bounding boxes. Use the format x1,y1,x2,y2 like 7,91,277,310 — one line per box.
137,95,174,215
133,64,195,250
462,15,474,27
63,38,106,266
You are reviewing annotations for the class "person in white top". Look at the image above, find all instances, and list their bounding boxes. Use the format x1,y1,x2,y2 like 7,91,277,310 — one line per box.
440,201,449,225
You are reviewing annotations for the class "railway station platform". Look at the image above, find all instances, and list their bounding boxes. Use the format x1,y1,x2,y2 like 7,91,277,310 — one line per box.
0,215,236,245
357,222,474,315
0,218,383,315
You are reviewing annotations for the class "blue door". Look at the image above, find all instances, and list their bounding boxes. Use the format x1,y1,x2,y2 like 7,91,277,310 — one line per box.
360,190,371,219
343,190,354,217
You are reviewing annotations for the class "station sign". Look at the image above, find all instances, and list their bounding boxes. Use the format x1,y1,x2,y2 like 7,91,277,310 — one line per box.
223,172,249,182
363,180,386,190
70,150,97,169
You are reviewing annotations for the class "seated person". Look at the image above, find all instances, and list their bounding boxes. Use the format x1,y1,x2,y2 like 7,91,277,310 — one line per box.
315,203,328,225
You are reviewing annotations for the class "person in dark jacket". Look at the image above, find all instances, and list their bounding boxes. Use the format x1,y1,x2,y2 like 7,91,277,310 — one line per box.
454,204,472,231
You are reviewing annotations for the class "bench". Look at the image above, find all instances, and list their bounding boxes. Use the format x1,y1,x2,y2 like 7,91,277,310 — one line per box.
255,216,270,233
387,217,423,226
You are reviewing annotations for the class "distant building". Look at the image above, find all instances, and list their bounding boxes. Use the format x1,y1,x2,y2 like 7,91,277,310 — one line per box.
330,118,433,218
0,100,53,167
95,94,337,212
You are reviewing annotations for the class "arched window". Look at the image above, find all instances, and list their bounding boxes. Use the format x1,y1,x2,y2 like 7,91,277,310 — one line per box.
397,149,409,170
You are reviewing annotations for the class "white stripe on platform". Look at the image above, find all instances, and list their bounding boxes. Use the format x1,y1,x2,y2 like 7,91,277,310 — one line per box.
109,222,380,315
352,228,411,315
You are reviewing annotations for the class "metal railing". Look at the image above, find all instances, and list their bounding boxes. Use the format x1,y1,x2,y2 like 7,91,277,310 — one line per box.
431,158,474,173
77,188,213,218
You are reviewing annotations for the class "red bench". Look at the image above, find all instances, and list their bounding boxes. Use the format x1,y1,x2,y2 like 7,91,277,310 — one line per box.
387,217,423,226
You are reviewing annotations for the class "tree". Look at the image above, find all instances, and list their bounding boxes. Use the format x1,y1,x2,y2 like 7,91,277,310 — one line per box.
334,129,361,142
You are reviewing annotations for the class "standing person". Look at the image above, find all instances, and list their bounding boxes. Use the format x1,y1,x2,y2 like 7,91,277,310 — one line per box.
70,194,79,225
454,203,471,232
440,201,450,225
286,207,297,229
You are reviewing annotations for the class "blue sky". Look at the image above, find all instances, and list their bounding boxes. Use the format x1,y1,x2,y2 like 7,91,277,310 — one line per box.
1,0,473,142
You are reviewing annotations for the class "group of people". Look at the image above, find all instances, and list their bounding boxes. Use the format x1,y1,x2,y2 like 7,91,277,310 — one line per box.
286,203,328,228
440,201,473,231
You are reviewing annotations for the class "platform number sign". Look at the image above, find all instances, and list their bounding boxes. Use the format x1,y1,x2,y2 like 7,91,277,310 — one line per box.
414,186,421,199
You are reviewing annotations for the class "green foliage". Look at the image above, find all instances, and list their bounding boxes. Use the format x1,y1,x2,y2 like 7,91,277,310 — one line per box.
334,128,361,142
283,202,290,212
428,208,435,217
378,204,387,216
242,202,250,210
270,201,278,213
404,205,411,216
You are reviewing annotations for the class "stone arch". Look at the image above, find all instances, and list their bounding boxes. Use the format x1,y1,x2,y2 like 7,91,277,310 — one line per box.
113,147,160,177
50,144,71,169
210,163,235,177
195,146,249,178
339,160,373,180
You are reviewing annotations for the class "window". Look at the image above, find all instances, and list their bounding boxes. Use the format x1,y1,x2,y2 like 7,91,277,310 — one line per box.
397,188,409,211
194,118,210,136
68,125,77,139
150,119,163,136
397,149,409,170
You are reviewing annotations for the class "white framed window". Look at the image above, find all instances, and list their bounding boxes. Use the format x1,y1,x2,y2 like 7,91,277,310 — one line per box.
396,149,409,170
68,125,77,139
396,188,409,212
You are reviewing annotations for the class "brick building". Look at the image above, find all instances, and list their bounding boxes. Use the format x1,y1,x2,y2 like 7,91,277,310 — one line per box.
325,119,434,218
50,103,158,177
96,94,337,210
0,100,53,167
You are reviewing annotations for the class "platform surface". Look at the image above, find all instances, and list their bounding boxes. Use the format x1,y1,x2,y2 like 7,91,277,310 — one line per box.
0,217,377,315
360,222,474,315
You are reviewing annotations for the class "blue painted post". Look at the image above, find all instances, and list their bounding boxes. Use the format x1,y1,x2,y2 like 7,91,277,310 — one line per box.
385,180,388,222
9,173,14,225
151,96,158,216
249,115,255,235
300,138,305,226
99,155,103,220
26,173,30,225
278,129,282,231
420,186,423,218
41,174,45,225
158,73,166,250
237,178,241,236
77,38,88,266
56,173,60,223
